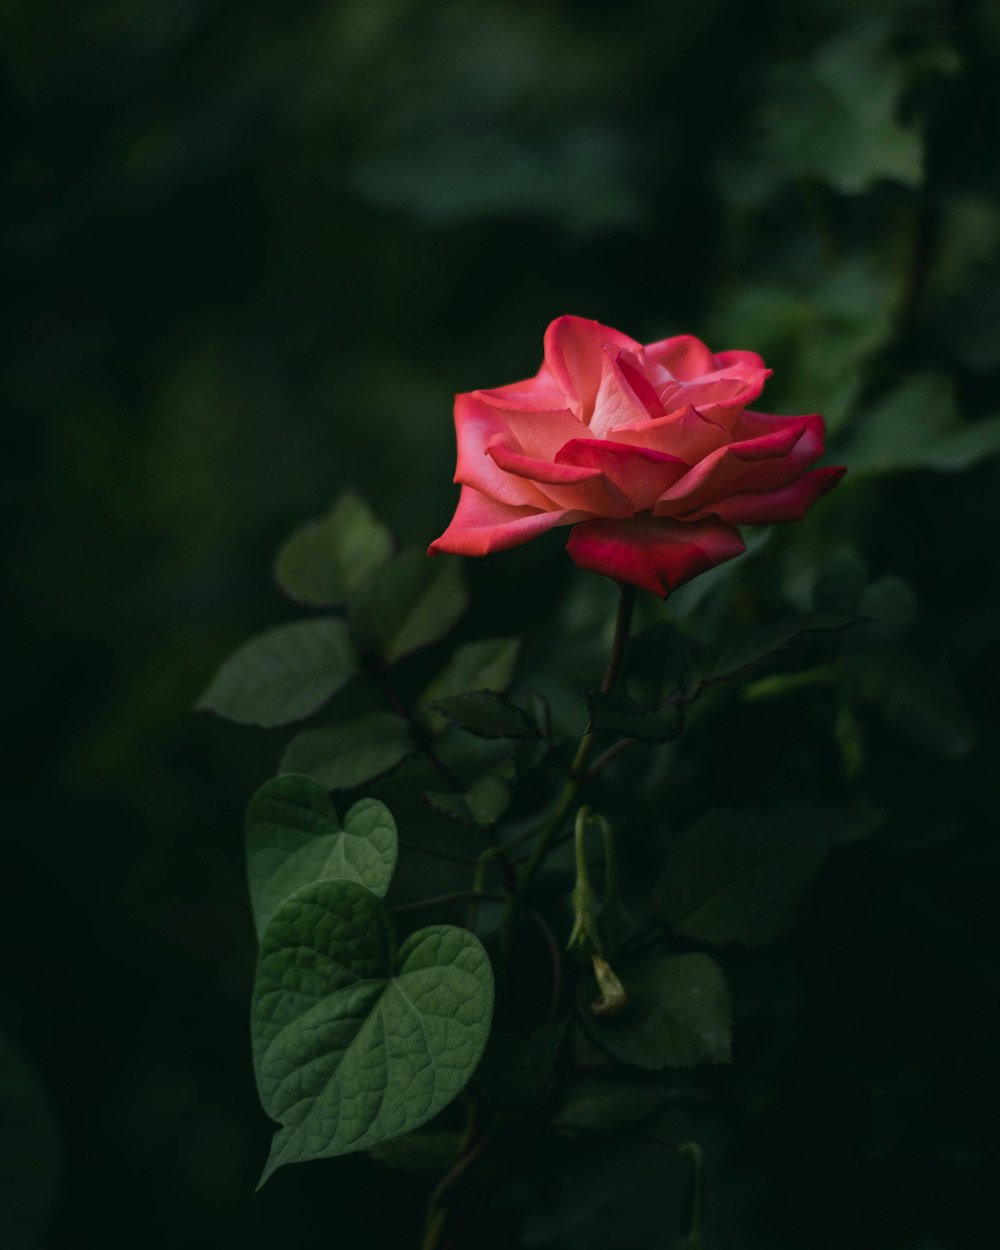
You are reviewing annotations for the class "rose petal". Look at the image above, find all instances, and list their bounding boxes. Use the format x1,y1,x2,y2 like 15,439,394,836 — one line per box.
590,347,663,438
566,515,747,597
605,404,732,462
616,351,667,418
653,413,826,517
428,486,585,557
644,334,717,380
453,392,588,507
713,349,767,372
474,364,566,412
544,315,642,421
657,373,766,418
554,438,689,511
680,466,846,524
486,437,633,516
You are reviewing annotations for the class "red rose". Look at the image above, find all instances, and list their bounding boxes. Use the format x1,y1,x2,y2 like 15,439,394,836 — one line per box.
429,315,845,596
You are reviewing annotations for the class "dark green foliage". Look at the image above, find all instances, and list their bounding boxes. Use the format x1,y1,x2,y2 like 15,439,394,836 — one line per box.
252,880,493,1182
245,774,398,936
655,809,829,946
589,689,684,742
679,615,861,702
7,1,1000,1248
420,638,521,733
280,713,416,790
475,1022,568,1114
275,492,393,607
351,551,468,663
424,690,543,739
577,951,732,1069
196,619,359,726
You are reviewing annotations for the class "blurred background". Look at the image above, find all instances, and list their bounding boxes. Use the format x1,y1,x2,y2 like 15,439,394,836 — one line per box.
3,0,999,1246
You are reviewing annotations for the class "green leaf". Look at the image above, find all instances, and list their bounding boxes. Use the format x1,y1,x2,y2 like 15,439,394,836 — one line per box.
624,624,693,709
275,491,393,607
245,774,398,938
654,809,829,946
756,20,924,193
420,638,521,733
588,690,683,743
351,549,468,663
425,690,541,739
424,765,513,829
577,951,731,1070
280,712,415,790
252,880,493,1182
707,260,895,432
839,373,1000,478
196,618,359,727
553,1077,674,1133
475,1021,568,1114
680,614,859,702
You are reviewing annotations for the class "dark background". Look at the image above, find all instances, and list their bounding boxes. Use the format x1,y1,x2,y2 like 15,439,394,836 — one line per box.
3,0,999,1247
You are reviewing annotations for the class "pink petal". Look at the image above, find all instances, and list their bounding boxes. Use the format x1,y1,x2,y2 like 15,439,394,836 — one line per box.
566,515,747,597
486,437,633,517
604,404,732,462
653,413,826,517
680,466,846,524
453,394,554,508
428,486,584,557
713,349,767,371
657,373,767,419
474,364,566,412
554,438,689,511
589,347,663,438
453,392,588,507
615,350,667,418
544,315,642,421
644,334,716,380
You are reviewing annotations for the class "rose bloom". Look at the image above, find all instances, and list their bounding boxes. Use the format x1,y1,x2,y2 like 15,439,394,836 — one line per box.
429,315,845,596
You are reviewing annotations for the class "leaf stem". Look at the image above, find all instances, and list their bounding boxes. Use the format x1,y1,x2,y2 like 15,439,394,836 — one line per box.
420,582,635,1250
420,1113,496,1250
519,583,634,898
587,735,637,779
399,840,482,868
390,890,503,916
680,1141,705,1243
498,583,635,979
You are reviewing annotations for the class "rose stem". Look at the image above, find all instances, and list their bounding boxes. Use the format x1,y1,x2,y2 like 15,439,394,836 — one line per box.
517,582,634,896
496,581,635,984
421,582,635,1250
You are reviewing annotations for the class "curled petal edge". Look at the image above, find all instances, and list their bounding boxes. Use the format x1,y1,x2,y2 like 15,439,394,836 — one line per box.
565,515,747,597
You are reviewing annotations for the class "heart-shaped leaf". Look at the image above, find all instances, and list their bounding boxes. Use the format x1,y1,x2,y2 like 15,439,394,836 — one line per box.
196,618,359,727
577,951,731,1070
245,774,398,938
252,880,494,1183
